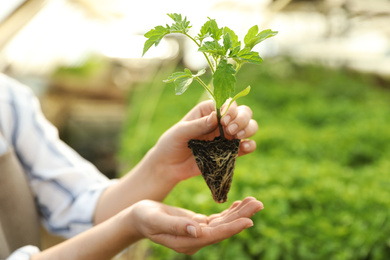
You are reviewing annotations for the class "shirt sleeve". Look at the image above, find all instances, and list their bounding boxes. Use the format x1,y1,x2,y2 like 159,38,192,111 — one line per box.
6,246,40,260
0,74,117,239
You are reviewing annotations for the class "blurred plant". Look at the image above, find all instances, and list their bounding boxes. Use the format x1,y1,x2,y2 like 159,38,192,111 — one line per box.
120,58,390,259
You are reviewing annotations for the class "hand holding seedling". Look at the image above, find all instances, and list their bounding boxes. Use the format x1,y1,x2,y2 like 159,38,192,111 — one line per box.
152,100,258,181
143,13,277,203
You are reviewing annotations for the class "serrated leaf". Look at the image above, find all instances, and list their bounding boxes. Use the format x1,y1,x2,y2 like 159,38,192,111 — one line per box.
197,20,211,42
230,45,241,57
208,18,223,41
174,77,194,95
143,13,192,56
223,32,232,55
213,59,236,108
167,13,183,23
244,26,278,50
143,25,169,56
163,68,206,95
223,27,239,49
236,48,263,64
198,41,225,56
163,68,192,83
167,13,191,33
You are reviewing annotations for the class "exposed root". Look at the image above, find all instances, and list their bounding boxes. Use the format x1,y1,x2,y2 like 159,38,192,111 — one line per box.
188,137,240,203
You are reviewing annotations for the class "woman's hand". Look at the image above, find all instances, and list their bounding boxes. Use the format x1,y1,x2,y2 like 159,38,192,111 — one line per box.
152,100,259,182
93,101,259,223
130,197,263,255
33,197,263,260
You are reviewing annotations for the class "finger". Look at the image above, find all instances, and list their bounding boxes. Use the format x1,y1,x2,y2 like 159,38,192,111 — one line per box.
192,214,209,224
235,119,259,139
151,214,202,238
238,139,257,157
201,218,254,245
174,112,218,140
224,106,253,136
221,100,238,126
207,197,254,222
155,217,253,254
182,100,215,121
223,197,263,217
208,198,264,227
207,200,242,222
164,205,209,224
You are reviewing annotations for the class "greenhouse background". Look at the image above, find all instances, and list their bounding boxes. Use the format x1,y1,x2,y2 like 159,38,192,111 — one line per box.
1,0,390,259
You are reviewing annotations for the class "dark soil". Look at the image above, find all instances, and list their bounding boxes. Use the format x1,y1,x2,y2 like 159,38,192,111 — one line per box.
188,136,240,203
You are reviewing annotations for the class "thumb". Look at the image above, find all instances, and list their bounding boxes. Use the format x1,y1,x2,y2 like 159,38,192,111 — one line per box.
177,112,218,139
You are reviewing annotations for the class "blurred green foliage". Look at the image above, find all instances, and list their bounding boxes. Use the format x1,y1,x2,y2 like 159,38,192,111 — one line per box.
119,58,390,260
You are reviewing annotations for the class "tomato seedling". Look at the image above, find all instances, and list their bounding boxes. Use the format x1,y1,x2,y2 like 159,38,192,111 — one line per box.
143,13,277,202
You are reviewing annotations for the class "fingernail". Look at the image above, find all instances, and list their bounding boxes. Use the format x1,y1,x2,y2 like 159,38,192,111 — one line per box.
237,130,245,139
223,115,231,125
246,221,254,228
228,124,238,135
206,114,214,126
187,225,197,238
242,141,250,150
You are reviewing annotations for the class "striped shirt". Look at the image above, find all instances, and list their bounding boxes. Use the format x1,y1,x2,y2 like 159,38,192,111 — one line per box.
0,73,116,259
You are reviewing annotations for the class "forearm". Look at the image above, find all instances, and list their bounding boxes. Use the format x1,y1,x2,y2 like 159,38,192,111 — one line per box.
94,146,179,224
32,208,138,260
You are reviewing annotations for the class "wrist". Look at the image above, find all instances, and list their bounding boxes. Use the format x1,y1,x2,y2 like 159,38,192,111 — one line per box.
140,146,182,186
120,205,144,243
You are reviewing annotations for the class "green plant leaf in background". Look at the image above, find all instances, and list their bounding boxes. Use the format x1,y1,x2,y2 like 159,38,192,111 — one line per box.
121,57,390,259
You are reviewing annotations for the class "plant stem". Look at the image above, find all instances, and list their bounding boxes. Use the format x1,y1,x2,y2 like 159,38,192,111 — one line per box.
184,33,224,139
216,108,225,139
184,33,215,74
195,77,214,99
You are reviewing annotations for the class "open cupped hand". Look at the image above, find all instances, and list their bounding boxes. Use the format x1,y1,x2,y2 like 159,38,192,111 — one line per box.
130,197,263,255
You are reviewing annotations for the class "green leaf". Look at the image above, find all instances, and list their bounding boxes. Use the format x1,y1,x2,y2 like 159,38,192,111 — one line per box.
223,27,240,50
208,18,223,41
167,13,191,33
143,13,192,56
163,68,192,83
142,25,169,56
198,41,225,56
233,85,251,100
193,68,206,77
197,20,211,42
174,77,194,95
223,32,232,55
244,26,278,50
213,59,236,108
222,86,251,116
163,68,206,95
236,48,263,64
